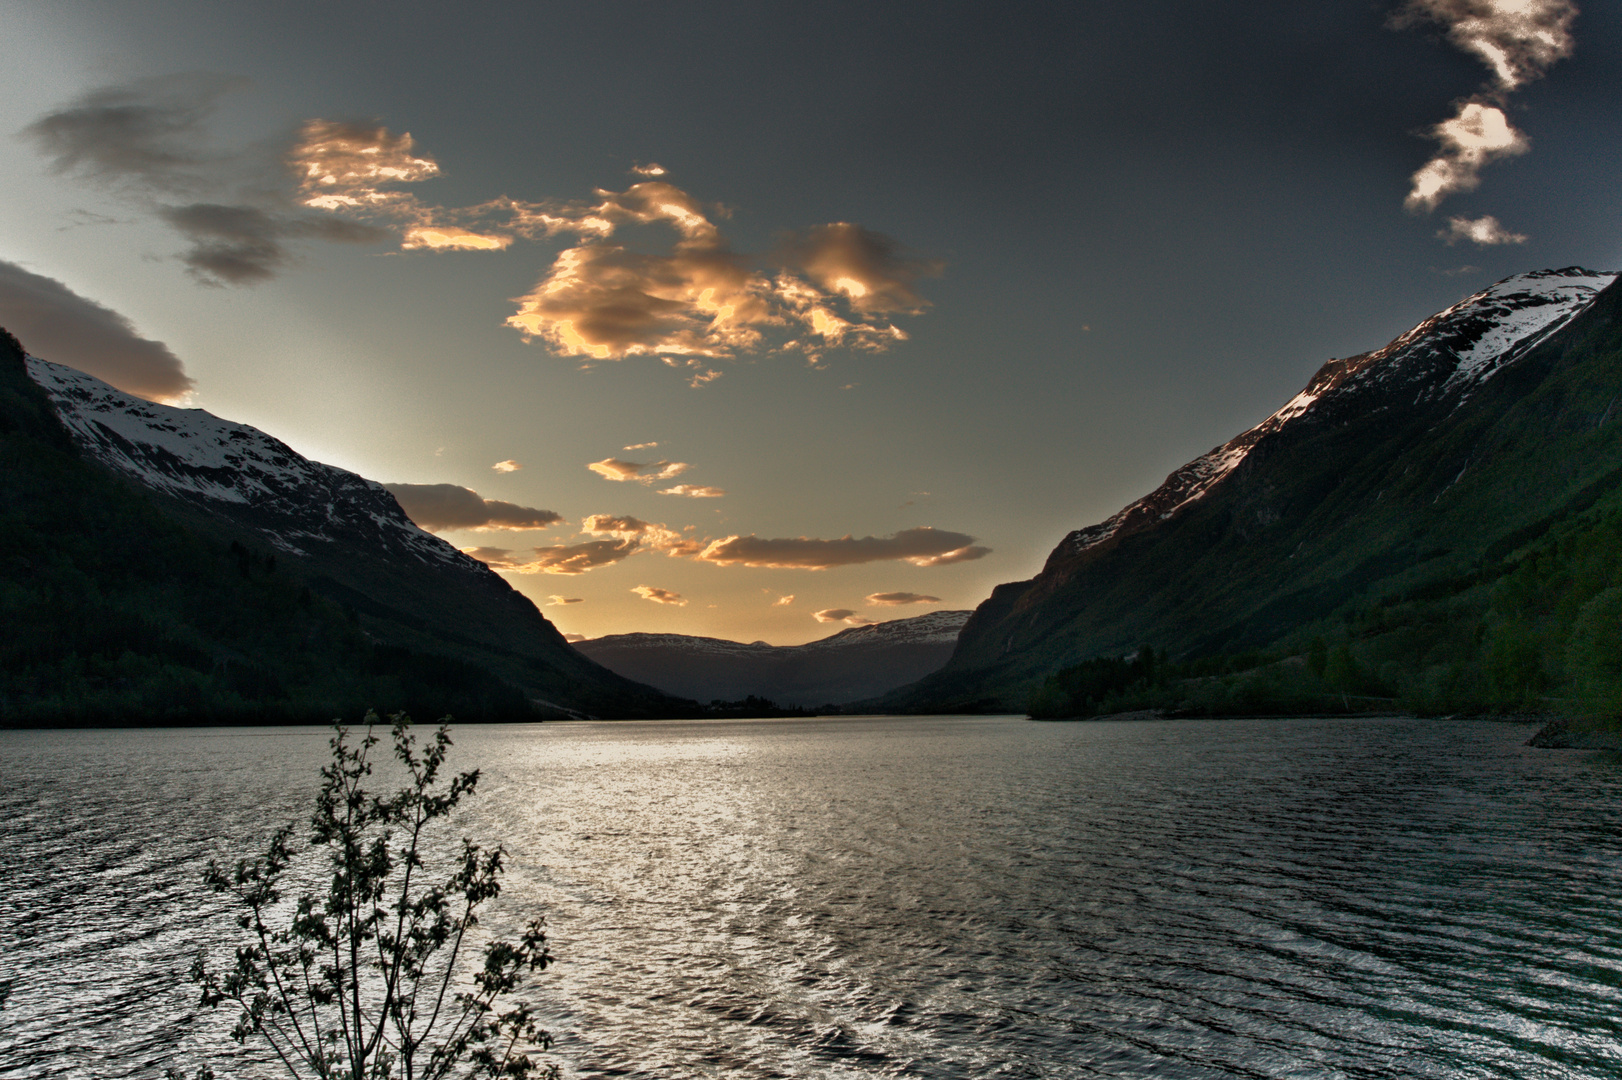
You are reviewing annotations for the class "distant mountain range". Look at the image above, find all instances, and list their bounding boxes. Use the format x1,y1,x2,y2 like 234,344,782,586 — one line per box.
2,338,679,723
575,609,971,707
880,268,1622,713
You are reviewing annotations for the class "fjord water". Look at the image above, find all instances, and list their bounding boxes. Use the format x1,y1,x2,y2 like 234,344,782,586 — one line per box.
3,716,1621,1078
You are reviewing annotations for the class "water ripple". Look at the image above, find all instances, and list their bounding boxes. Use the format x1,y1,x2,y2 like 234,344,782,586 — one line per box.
3,716,1621,1078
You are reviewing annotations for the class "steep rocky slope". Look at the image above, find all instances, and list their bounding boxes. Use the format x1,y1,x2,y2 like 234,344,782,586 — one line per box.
12,348,678,720
881,268,1622,711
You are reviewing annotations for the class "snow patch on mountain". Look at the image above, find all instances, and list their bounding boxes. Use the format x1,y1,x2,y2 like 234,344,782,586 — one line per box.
26,356,470,570
1057,268,1615,561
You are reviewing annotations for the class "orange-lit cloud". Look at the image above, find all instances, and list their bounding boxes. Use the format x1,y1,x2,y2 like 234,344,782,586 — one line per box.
548,595,584,605
659,484,725,498
465,539,638,575
632,585,687,605
696,527,989,570
778,223,941,314
588,458,692,484
866,592,942,606
630,163,667,177
564,633,586,642
813,608,856,623
907,544,993,568
624,441,658,450
403,226,512,251
492,459,522,472
1437,214,1527,245
845,616,877,626
502,180,938,364
292,120,439,211
385,483,562,532
580,513,704,557
773,595,795,606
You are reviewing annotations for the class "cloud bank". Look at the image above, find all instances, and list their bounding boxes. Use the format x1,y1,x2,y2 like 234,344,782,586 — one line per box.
0,260,193,402
866,592,942,606
384,483,563,532
696,527,989,570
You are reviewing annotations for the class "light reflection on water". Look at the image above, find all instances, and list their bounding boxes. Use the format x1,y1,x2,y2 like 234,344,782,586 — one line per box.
3,715,1621,1078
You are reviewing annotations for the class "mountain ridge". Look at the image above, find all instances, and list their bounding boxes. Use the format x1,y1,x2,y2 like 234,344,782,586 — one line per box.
11,349,681,721
879,267,1622,712
576,609,972,706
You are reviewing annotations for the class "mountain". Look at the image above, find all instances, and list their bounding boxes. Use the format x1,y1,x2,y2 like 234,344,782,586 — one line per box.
3,337,679,723
575,609,971,707
879,267,1622,713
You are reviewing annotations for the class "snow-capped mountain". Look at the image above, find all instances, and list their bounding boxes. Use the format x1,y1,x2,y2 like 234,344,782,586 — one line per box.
883,268,1622,712
28,357,468,571
1055,269,1617,564
21,355,676,718
576,609,972,706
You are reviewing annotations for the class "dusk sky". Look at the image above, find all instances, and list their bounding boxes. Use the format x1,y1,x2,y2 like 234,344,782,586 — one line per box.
2,0,1617,644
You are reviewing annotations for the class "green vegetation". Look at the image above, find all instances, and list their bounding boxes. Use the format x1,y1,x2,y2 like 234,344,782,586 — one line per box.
1029,489,1622,721
182,714,554,1079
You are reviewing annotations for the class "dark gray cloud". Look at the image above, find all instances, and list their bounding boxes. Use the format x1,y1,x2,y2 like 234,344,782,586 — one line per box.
383,483,563,532
696,527,988,569
24,78,385,286
21,73,241,193
0,260,192,401
159,202,383,285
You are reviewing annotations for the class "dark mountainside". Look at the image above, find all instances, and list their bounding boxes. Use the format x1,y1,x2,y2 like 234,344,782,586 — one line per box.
575,609,972,707
878,269,1622,717
1,332,683,725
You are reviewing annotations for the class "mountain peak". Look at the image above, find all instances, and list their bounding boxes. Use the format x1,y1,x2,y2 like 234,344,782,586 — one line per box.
1054,267,1617,563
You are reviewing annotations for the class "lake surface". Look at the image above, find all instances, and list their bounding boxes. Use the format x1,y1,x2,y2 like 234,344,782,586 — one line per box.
3,715,1621,1078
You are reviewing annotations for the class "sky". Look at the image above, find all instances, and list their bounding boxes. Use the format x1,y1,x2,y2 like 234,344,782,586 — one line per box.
1,0,1618,645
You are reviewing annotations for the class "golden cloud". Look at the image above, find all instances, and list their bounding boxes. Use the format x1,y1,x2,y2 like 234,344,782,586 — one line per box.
501,180,937,363
464,538,639,575
403,226,512,251
778,223,941,314
773,594,795,606
587,458,692,484
866,592,942,606
659,484,725,498
548,595,584,605
292,120,439,211
384,483,563,532
581,513,704,556
632,585,687,605
696,527,989,570
813,608,856,623
492,459,522,472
